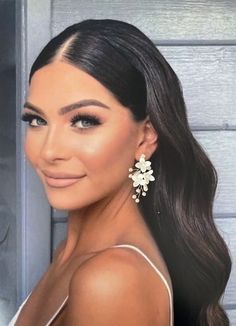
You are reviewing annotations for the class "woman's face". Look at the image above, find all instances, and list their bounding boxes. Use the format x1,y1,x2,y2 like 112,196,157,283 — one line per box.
22,61,144,210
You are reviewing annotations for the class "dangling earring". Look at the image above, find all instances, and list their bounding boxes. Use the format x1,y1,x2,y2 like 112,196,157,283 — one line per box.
128,154,155,203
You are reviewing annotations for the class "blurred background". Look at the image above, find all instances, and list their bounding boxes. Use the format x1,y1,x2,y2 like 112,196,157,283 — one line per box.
0,0,235,324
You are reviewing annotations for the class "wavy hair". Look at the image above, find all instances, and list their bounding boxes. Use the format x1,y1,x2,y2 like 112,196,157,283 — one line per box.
29,19,232,325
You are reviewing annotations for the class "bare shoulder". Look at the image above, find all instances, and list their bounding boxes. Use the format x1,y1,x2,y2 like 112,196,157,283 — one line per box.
64,247,170,325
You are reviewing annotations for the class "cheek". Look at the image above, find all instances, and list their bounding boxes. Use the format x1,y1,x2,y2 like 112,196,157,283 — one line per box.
78,123,137,182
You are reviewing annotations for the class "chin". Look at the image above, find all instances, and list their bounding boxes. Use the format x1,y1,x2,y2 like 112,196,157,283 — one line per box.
48,201,85,212
45,189,103,212
42,178,119,211
46,196,86,211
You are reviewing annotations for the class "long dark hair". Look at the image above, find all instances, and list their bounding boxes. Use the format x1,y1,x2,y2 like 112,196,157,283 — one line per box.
29,19,232,325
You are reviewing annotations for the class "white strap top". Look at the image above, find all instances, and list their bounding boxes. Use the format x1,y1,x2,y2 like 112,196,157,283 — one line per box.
8,244,173,326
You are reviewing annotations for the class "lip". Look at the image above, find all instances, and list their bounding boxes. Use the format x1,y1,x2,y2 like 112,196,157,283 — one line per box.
44,175,84,188
42,169,84,179
42,170,85,188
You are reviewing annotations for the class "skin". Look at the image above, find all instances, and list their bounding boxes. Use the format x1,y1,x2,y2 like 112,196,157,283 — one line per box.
16,60,172,325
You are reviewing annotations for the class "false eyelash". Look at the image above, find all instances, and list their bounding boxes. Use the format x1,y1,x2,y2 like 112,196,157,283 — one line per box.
20,112,102,128
21,112,45,126
70,113,101,127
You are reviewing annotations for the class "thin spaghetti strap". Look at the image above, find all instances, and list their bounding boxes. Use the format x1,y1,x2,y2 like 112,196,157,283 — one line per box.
111,244,174,326
8,292,69,326
9,245,173,326
8,292,32,326
44,295,69,326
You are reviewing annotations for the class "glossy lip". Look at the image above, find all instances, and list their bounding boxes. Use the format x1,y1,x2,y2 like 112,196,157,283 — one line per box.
42,170,85,188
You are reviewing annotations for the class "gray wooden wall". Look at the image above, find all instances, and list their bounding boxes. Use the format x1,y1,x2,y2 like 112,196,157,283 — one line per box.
11,0,236,324
0,1,17,324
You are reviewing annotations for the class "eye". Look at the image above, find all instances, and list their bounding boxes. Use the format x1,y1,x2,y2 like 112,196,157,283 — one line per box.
21,113,46,127
70,114,101,129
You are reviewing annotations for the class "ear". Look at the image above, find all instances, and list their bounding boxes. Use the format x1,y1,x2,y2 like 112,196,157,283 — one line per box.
135,116,158,161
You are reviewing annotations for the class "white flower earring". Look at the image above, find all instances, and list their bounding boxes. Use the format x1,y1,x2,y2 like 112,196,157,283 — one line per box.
128,154,155,203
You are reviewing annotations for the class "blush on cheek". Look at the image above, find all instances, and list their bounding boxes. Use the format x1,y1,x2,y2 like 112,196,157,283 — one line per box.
81,128,136,186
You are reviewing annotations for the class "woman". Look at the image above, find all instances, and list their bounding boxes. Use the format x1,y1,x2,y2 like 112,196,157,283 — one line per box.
10,19,231,325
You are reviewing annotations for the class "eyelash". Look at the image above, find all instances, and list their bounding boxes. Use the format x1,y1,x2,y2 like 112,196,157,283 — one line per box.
20,112,102,130
21,113,46,127
70,113,101,129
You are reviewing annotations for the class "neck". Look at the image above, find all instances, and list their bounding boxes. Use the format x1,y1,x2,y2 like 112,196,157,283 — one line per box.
58,184,147,263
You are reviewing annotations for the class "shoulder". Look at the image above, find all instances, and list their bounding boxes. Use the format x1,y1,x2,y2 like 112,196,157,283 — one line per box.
70,246,145,292
65,247,170,325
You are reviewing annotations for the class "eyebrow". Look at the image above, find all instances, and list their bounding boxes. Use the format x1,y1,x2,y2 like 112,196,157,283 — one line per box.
23,99,110,116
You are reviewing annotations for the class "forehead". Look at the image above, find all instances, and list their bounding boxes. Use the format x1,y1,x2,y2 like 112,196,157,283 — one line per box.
28,61,121,109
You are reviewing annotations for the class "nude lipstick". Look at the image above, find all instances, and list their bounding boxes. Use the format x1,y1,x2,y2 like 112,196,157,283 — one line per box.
42,170,85,188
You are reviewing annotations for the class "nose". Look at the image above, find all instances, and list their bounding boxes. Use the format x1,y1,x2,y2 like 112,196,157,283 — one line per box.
39,126,70,163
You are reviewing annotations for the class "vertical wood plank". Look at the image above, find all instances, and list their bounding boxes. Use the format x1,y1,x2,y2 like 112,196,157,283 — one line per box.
0,1,17,323
16,0,52,305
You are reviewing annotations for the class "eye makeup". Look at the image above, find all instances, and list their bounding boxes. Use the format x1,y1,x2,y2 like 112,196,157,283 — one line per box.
21,112,46,127
20,112,102,129
70,113,101,128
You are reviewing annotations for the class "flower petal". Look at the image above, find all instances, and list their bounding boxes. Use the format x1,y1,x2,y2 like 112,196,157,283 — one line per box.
140,155,145,162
